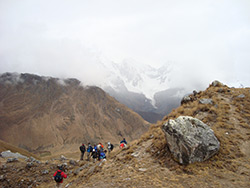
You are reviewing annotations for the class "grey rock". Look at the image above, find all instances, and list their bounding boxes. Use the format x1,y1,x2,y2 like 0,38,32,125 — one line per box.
0,175,5,181
60,155,67,161
1,164,7,169
162,116,220,164
199,98,213,105
131,151,140,157
26,162,35,168
181,96,192,104
138,168,147,172
73,168,81,175
58,163,68,170
237,94,245,98
211,80,223,87
26,157,36,162
193,90,198,96
26,157,41,164
1,150,28,159
217,88,224,93
42,170,49,175
69,160,77,166
7,158,18,163
65,183,72,188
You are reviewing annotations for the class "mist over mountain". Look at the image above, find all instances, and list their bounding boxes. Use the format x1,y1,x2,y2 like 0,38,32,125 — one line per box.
95,60,185,123
0,72,149,154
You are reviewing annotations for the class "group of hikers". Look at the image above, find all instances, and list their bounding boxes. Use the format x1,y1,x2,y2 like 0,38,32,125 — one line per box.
53,138,128,187
79,138,127,162
79,142,109,162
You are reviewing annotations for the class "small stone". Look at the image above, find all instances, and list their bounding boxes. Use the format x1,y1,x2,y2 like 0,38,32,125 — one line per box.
199,99,213,105
42,170,49,175
69,160,77,166
211,80,223,87
65,183,72,188
73,168,81,175
26,162,35,168
7,158,18,163
0,175,5,181
237,94,245,98
60,155,67,161
131,152,140,157
138,168,147,172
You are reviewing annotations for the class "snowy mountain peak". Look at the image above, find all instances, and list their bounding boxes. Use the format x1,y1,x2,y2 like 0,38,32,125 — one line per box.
100,59,172,99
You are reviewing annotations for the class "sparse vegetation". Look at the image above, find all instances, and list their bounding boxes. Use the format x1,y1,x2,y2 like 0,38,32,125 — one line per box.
1,83,250,187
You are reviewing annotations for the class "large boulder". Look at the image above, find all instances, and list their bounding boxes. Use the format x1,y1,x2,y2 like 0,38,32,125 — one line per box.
162,116,220,164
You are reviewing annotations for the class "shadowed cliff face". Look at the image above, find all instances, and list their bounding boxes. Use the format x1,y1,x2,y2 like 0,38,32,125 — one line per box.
0,73,149,153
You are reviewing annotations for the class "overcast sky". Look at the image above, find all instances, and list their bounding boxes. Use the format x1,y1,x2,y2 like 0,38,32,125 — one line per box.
0,0,250,90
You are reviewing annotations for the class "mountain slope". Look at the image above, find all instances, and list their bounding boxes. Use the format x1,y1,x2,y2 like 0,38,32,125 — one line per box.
70,82,250,188
0,73,149,154
0,139,39,159
0,81,249,188
67,81,250,188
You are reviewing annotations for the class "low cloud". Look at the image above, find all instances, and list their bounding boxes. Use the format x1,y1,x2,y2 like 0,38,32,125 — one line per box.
0,0,250,93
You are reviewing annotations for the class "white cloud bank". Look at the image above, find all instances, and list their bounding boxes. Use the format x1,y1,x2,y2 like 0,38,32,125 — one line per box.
0,0,250,93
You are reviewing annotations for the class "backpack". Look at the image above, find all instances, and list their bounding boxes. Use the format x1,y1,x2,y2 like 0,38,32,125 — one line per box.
100,151,106,159
54,171,63,182
110,144,114,150
87,146,93,152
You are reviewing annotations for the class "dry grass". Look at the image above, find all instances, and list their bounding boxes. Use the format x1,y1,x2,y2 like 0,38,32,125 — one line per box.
1,84,250,188
0,139,39,159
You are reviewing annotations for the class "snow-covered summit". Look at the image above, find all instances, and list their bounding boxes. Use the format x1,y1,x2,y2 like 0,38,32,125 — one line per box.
100,59,172,100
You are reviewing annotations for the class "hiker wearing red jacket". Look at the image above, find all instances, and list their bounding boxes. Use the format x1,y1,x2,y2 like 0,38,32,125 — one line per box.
53,166,67,188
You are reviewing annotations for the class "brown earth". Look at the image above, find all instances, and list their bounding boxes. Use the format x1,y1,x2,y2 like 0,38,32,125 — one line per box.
0,81,249,188
0,73,149,155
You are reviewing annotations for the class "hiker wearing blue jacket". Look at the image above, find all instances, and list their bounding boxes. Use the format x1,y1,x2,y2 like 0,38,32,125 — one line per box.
86,143,93,161
120,138,127,145
99,150,106,160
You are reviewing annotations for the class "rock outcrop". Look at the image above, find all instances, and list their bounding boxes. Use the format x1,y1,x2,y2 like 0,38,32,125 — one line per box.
162,116,220,164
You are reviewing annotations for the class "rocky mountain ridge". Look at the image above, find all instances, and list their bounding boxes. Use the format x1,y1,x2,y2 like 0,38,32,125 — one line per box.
0,72,149,154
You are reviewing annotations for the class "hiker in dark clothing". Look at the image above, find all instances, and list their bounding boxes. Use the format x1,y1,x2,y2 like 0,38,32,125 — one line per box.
53,166,67,188
97,149,101,161
86,143,93,161
79,143,86,160
91,149,97,163
107,142,114,153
